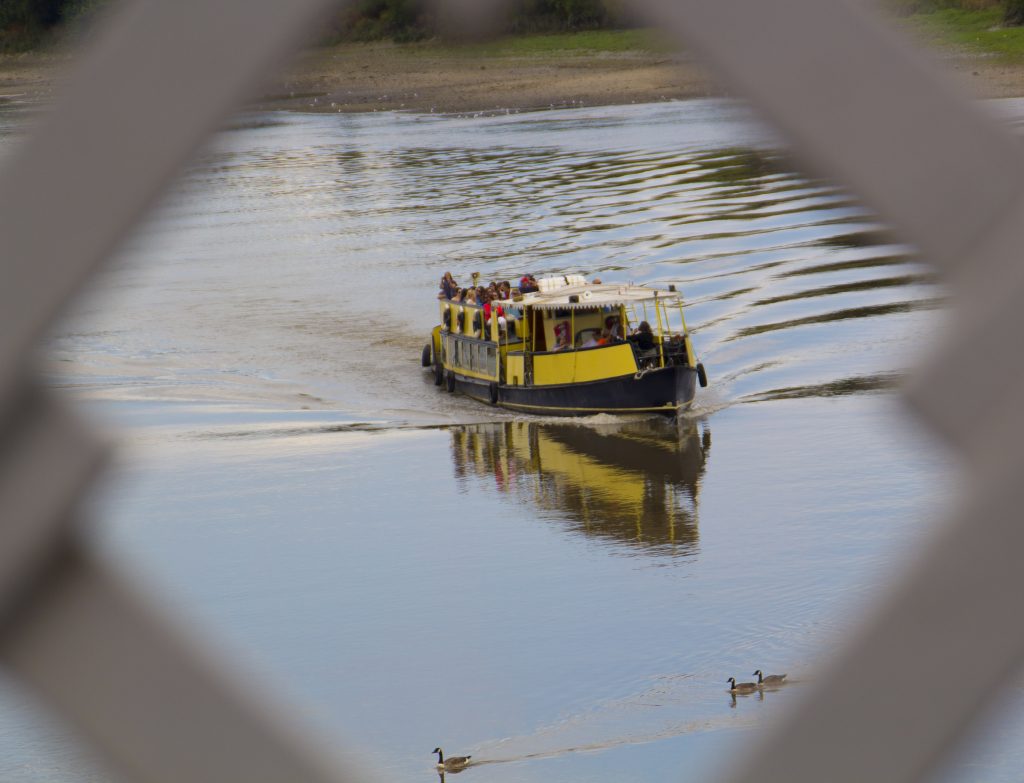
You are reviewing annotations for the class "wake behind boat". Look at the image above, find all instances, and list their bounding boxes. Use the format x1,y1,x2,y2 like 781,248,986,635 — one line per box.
422,274,707,416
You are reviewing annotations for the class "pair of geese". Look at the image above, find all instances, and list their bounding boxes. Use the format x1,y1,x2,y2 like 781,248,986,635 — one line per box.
436,671,788,773
727,669,787,694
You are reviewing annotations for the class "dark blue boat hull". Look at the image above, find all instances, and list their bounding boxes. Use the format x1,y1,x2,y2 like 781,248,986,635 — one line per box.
452,364,697,416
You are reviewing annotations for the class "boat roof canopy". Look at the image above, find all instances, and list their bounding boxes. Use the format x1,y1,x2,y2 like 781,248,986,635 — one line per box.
508,283,680,311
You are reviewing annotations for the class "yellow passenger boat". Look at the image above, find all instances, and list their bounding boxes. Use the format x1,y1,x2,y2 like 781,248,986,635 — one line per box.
422,275,707,416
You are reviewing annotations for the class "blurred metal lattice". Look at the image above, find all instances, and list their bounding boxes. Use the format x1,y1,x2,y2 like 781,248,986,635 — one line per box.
0,1,362,781
2,0,1024,781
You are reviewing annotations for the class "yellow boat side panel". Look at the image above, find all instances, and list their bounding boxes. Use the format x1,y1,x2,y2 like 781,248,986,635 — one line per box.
532,343,638,386
506,354,525,386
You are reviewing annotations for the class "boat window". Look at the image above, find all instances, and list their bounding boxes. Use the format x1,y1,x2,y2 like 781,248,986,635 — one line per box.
575,328,601,348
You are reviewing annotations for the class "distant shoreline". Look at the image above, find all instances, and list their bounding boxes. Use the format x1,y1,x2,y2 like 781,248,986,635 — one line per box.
252,40,721,114
3,35,1024,117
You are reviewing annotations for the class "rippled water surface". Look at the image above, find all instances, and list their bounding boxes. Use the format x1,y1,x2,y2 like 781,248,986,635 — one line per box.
4,98,1022,782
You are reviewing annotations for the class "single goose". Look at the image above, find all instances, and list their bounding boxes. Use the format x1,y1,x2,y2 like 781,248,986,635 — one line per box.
433,747,472,772
753,669,787,686
727,677,759,694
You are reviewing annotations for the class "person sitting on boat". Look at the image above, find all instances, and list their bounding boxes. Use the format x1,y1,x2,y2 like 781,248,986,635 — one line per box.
498,281,512,300
519,274,539,294
604,315,623,342
629,321,656,351
464,288,478,305
580,331,601,349
483,294,506,331
438,271,459,300
552,321,571,351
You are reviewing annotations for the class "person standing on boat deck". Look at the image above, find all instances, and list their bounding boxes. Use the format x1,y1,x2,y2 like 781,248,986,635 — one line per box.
439,271,458,300
629,321,656,351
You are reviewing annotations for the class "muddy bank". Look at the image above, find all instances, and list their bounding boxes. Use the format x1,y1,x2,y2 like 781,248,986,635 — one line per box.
3,39,1024,116
254,42,720,114
0,51,63,107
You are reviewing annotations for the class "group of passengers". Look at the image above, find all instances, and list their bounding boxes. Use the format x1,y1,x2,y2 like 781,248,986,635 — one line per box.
438,272,513,334
437,272,525,306
437,271,658,351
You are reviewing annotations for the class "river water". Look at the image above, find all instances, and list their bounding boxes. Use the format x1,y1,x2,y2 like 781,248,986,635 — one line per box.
2,96,1022,782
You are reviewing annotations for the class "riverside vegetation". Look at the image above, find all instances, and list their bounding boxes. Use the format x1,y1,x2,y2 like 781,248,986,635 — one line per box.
4,0,1024,111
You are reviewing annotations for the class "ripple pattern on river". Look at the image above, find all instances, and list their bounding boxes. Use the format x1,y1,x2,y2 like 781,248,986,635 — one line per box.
45,101,940,420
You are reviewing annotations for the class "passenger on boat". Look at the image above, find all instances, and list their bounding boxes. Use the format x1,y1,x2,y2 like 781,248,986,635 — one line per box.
464,288,478,305
483,295,507,331
605,315,623,341
519,275,539,294
498,281,512,300
629,321,656,351
553,321,571,351
439,272,459,300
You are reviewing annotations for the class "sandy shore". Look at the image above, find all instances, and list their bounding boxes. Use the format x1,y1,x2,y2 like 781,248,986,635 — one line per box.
3,39,1024,116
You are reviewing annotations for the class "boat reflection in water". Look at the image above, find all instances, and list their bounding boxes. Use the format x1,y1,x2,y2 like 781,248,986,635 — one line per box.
451,417,711,556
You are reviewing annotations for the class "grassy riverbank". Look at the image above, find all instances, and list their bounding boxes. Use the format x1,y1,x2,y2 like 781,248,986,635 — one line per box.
901,7,1024,60
893,7,1024,96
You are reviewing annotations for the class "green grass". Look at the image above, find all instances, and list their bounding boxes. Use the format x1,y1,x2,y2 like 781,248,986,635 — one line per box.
390,28,675,59
474,28,672,56
901,8,1024,60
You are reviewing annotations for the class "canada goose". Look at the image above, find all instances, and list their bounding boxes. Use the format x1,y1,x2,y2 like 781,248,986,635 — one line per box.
727,677,759,694
433,747,472,772
753,669,787,686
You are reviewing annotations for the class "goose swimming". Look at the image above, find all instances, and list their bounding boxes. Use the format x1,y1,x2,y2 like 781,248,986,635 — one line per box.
433,747,472,772
753,669,787,686
727,677,759,694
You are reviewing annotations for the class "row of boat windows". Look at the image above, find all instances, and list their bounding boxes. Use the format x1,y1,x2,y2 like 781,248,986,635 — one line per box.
446,336,497,376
